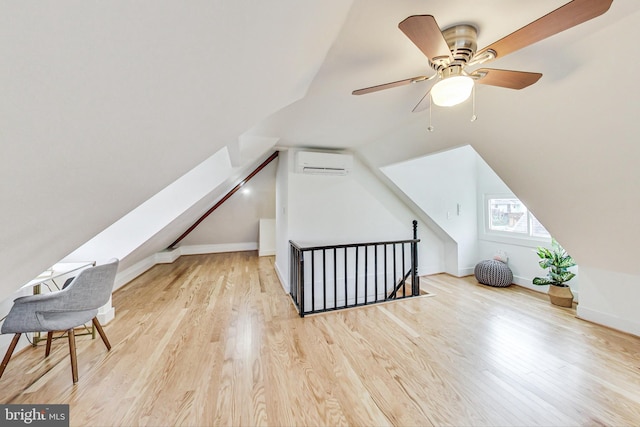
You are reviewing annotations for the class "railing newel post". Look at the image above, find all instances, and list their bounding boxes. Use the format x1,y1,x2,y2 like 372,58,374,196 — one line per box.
311,250,316,314
299,249,305,317
412,220,420,297
333,248,337,310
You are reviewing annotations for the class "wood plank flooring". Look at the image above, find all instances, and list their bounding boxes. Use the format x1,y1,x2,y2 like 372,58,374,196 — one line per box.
2,251,640,426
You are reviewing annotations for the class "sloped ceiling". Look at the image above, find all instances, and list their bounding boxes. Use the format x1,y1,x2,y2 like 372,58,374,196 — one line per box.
251,0,609,147
0,0,352,299
252,0,640,274
2,0,639,301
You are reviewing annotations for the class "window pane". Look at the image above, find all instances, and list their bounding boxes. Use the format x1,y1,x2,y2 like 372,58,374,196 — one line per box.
488,198,528,234
531,214,551,239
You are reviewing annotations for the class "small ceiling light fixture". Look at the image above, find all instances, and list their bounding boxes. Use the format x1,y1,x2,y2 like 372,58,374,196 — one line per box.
430,75,474,107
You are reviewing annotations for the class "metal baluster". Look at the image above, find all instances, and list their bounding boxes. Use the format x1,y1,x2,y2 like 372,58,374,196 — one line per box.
374,244,379,302
364,244,368,305
355,246,359,306
311,250,315,313
344,247,348,308
393,244,397,299
289,245,294,301
293,247,298,304
413,220,420,296
323,249,327,311
384,244,388,299
402,242,406,298
334,248,337,309
300,249,305,317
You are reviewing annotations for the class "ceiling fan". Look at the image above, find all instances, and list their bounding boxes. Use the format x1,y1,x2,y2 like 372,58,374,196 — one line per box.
352,0,613,111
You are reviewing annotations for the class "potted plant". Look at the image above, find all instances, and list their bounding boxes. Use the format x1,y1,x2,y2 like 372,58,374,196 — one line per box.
533,239,576,307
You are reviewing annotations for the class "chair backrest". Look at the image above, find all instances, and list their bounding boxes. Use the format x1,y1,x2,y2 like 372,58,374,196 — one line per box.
62,259,119,311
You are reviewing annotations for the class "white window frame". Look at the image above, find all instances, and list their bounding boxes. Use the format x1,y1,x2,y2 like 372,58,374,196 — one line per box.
481,193,551,247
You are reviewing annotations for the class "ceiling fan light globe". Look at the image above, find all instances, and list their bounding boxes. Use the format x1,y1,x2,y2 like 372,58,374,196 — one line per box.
431,76,474,107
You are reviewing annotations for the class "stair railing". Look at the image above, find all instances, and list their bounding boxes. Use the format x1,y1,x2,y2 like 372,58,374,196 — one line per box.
290,221,420,317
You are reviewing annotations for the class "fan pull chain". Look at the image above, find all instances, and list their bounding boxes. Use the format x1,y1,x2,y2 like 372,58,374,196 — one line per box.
470,84,478,122
428,94,434,132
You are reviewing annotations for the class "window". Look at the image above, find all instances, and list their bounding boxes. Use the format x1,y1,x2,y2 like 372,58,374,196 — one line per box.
487,197,550,239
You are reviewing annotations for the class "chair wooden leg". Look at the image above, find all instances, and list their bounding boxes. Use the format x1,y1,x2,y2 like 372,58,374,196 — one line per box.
45,331,54,357
92,317,111,351
67,329,78,384
0,333,21,379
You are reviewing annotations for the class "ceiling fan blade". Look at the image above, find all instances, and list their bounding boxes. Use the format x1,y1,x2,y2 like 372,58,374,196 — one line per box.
412,90,432,113
471,69,542,89
352,76,428,95
475,0,613,62
398,15,452,63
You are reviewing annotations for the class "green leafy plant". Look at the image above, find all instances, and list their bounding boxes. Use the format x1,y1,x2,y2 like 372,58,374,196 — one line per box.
533,239,576,287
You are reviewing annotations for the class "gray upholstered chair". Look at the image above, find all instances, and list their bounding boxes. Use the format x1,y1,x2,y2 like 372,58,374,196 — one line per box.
0,258,119,383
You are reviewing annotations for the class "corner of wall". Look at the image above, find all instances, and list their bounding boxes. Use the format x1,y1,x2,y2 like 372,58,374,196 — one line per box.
457,267,475,277
274,261,288,293
97,305,115,325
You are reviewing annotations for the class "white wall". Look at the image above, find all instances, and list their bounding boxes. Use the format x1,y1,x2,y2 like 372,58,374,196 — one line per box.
179,160,277,249
578,268,640,337
274,150,291,289
275,150,443,292
381,145,478,276
475,150,579,299
377,145,583,301
259,219,276,257
463,6,640,336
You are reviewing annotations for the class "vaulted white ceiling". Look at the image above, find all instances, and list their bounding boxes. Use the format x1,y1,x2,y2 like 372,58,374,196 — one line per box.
1,1,639,301
0,0,352,299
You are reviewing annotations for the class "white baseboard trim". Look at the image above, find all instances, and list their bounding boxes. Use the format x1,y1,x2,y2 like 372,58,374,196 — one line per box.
458,267,475,277
440,267,474,278
512,275,545,293
180,242,258,255
259,249,276,257
114,256,157,291
155,248,181,264
274,262,288,293
577,305,640,337
419,265,442,276
511,275,579,302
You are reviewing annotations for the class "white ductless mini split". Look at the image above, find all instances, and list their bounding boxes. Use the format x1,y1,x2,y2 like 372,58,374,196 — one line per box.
295,151,353,176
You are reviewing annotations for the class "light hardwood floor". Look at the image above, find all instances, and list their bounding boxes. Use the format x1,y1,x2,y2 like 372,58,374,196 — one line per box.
2,251,640,426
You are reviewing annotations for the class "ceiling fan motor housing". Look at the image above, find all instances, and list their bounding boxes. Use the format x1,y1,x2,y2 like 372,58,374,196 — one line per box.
430,24,477,73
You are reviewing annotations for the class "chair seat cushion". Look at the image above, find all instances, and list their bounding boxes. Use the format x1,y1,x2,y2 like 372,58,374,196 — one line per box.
474,259,513,287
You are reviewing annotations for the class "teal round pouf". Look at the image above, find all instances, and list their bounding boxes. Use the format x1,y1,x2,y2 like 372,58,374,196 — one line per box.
474,259,513,287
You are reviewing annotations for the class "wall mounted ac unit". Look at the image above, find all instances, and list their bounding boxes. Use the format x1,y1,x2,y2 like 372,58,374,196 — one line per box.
295,151,353,176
